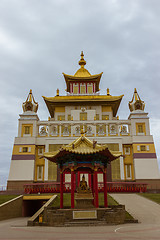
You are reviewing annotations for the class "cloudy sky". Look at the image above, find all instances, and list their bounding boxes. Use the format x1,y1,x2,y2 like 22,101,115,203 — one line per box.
0,0,160,186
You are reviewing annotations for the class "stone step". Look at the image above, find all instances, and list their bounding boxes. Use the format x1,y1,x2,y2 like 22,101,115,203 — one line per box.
64,221,109,227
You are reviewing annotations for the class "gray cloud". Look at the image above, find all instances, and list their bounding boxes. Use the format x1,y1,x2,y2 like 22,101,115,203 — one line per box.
0,0,160,185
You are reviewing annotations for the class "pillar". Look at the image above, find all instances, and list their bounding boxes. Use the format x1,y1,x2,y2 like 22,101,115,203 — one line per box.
103,168,108,208
60,170,63,209
71,168,75,208
94,168,99,208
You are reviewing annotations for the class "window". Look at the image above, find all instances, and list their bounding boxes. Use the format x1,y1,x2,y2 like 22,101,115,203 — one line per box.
102,115,109,120
146,145,150,151
37,166,43,180
136,123,145,135
24,126,30,134
73,84,78,94
111,158,120,180
58,115,65,121
125,165,131,179
96,114,99,120
138,125,143,133
137,145,140,151
140,145,146,151
80,85,86,94
125,146,130,155
38,146,44,155
23,147,28,152
87,84,93,94
80,112,87,121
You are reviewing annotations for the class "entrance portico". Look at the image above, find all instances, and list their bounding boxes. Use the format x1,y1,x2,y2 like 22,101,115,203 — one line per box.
43,131,121,209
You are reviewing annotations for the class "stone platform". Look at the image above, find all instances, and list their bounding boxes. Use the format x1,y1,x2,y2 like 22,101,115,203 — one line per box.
29,205,126,227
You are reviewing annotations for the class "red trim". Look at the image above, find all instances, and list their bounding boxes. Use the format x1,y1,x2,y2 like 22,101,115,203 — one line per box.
133,153,157,158
12,155,35,160
71,170,75,208
86,83,87,94
60,172,63,208
93,82,95,93
94,170,99,208
103,170,107,207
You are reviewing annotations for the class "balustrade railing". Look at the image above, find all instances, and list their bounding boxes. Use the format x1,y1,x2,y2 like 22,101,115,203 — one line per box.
24,182,147,194
37,121,130,137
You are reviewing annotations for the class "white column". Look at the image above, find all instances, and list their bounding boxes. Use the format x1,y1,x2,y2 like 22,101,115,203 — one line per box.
119,142,125,180
106,124,108,136
44,143,49,181
59,125,62,136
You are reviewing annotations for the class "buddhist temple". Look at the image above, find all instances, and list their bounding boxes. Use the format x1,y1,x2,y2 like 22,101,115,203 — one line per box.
7,52,160,191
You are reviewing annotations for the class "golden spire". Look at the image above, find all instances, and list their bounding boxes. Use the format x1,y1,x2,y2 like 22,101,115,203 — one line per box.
29,89,32,102
129,88,145,112
134,88,138,101
78,51,86,68
22,89,38,113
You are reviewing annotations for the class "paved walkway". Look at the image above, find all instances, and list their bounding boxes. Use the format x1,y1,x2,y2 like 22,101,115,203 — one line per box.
1,194,160,240
110,193,160,224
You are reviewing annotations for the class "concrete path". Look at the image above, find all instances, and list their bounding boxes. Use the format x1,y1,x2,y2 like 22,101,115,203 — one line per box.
110,193,160,224
1,217,160,240
1,194,160,240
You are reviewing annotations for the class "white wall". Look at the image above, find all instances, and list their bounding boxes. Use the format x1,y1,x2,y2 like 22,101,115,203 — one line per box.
8,160,34,180
134,159,160,179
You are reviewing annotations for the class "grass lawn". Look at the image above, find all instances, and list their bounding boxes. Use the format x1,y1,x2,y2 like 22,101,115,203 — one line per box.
51,193,134,220
0,195,18,205
51,193,119,208
138,193,160,204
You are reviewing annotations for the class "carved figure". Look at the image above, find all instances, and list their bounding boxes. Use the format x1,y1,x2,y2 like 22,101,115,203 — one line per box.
79,174,88,191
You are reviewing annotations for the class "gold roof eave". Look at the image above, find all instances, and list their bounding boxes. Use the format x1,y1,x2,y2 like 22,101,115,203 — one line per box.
42,135,122,163
43,94,124,118
63,72,103,92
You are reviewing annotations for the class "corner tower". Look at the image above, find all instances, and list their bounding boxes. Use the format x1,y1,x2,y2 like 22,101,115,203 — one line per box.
7,90,41,190
128,89,160,183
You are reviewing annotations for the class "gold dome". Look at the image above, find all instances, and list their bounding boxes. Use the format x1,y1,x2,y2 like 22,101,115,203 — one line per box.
74,67,91,77
74,51,91,77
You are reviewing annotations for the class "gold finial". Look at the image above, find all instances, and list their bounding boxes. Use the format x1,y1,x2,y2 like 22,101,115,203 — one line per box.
78,51,86,67
107,88,110,96
48,117,50,121
71,116,73,121
134,88,138,101
81,126,85,135
117,116,119,120
56,88,59,96
29,89,32,102
94,116,96,120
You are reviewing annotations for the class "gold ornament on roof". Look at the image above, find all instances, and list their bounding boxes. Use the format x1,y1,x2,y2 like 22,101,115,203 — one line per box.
74,51,91,77
129,88,145,112
22,89,38,113
107,88,110,96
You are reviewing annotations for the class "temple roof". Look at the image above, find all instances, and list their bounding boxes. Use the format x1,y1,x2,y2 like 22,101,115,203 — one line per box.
63,52,103,92
43,94,124,118
43,134,121,163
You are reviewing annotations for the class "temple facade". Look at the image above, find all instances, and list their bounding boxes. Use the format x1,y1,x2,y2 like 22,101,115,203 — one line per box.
7,52,160,190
